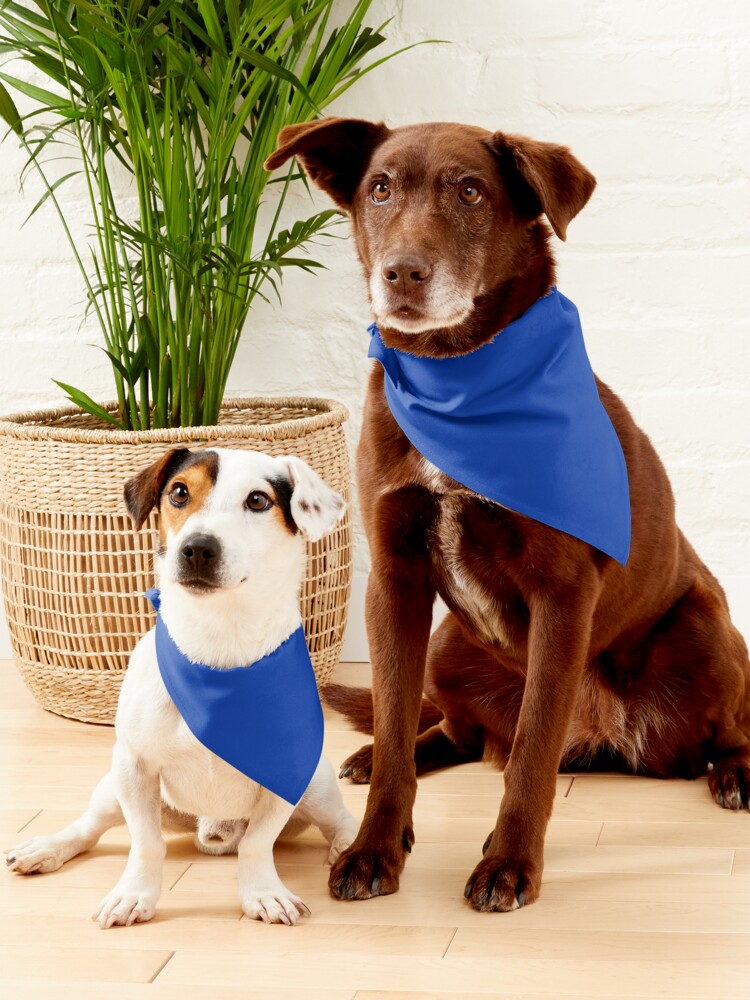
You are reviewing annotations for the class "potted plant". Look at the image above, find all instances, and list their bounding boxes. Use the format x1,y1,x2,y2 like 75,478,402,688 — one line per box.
0,0,412,722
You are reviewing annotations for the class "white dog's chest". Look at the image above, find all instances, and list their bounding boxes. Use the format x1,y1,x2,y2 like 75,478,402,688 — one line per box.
117,632,264,820
157,722,262,820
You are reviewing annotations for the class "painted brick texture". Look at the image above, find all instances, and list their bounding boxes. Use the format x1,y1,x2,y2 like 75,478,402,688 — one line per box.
0,0,747,633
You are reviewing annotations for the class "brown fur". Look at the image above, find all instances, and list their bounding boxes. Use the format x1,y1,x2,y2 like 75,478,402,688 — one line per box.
268,119,750,912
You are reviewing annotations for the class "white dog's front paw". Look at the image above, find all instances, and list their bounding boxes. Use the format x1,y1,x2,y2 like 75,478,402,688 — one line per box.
5,837,66,875
241,884,311,925
94,884,159,929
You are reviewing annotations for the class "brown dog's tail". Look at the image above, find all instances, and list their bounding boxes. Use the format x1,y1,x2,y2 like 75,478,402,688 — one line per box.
323,683,443,736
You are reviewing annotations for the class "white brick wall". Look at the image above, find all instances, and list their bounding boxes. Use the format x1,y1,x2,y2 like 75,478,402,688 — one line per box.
1,0,749,657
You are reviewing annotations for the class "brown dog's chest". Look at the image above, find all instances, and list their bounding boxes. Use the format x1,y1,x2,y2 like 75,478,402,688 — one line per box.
427,488,530,654
360,395,531,657
359,375,541,655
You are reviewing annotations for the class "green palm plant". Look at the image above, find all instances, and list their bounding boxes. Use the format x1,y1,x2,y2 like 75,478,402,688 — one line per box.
0,1,414,429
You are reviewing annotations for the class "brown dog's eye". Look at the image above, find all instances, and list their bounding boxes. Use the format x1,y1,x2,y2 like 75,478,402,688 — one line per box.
459,185,483,206
370,181,391,204
246,491,272,512
169,482,190,507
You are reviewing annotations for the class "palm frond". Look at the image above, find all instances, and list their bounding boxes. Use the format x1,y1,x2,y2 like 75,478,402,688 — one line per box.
0,0,425,428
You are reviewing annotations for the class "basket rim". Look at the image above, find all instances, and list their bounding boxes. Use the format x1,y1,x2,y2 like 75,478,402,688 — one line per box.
0,395,349,444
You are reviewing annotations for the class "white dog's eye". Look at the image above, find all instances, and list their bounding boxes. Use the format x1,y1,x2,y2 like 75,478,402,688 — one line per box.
169,482,190,507
245,490,272,512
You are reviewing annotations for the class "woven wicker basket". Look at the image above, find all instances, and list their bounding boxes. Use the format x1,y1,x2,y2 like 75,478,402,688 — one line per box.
0,397,352,724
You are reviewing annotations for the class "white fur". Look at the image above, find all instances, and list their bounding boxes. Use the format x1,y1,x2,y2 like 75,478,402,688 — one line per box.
283,454,347,543
419,457,447,493
5,449,356,926
432,494,511,648
369,268,475,334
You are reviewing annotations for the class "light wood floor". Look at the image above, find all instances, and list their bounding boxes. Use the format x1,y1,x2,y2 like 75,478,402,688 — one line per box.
1,659,749,1000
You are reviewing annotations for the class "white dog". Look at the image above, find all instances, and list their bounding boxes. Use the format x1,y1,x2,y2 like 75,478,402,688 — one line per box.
6,447,358,927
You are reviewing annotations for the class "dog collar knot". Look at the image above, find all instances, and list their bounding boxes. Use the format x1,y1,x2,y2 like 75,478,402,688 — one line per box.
368,288,631,565
146,589,323,805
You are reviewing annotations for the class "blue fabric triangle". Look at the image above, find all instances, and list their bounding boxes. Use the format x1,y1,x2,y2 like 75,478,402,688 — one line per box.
368,289,631,565
146,589,323,805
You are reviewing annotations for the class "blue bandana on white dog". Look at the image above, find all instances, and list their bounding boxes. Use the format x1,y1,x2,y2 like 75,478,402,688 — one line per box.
368,288,631,565
146,589,323,805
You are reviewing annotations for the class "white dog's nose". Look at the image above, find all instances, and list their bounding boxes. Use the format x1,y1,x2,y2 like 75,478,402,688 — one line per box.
180,534,220,570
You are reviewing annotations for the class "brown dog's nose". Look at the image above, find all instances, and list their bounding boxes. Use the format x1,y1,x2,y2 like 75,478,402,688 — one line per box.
382,254,432,286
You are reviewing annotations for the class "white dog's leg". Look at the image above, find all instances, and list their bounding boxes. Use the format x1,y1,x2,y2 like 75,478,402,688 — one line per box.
94,742,165,929
295,756,358,863
238,791,308,925
6,771,124,875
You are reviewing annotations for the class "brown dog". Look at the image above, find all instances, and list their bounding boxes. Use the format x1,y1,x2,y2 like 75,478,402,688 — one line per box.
266,118,750,912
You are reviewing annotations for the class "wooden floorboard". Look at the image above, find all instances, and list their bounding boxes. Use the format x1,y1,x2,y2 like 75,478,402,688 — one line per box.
1,658,749,997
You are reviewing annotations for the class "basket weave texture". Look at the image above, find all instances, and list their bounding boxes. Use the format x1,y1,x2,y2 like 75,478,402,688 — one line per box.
0,397,352,724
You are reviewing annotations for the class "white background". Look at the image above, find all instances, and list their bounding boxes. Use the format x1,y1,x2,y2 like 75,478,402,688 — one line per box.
1,0,748,657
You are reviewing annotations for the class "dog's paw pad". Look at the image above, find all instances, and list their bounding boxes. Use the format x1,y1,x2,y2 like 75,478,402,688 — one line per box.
195,817,247,855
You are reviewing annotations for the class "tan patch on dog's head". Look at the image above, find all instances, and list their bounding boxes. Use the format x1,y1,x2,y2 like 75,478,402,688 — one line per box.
124,448,219,536
158,451,220,547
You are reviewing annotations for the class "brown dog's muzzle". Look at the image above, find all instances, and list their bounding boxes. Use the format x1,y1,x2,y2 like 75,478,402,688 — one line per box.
379,251,435,321
381,253,432,290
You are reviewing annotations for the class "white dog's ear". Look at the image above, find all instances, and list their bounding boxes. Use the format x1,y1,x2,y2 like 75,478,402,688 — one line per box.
279,456,346,542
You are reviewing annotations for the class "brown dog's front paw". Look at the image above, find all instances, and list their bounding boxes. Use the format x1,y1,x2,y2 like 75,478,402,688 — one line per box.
338,743,374,784
328,837,409,900
464,853,541,912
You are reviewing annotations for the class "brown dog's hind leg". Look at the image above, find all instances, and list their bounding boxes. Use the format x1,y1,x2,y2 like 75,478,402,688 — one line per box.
340,720,484,785
646,577,750,809
709,750,750,810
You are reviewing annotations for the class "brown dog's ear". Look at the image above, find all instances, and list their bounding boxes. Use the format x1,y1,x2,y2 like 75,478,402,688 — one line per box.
486,132,596,241
264,116,391,209
124,448,191,530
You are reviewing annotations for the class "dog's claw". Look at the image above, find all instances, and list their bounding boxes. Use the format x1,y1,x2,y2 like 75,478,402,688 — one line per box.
329,845,403,901
402,829,414,853
339,766,353,779
464,854,539,912
6,856,15,866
